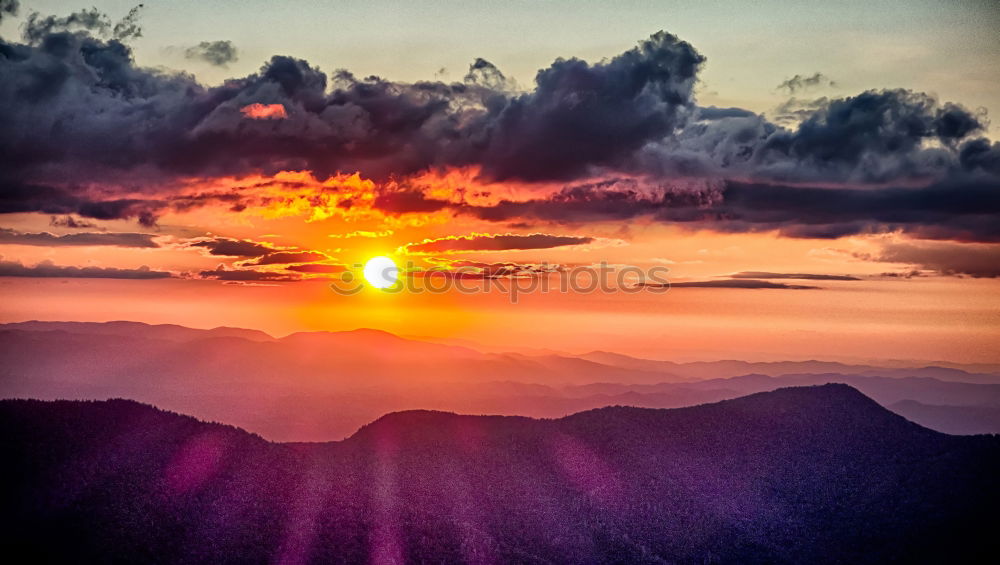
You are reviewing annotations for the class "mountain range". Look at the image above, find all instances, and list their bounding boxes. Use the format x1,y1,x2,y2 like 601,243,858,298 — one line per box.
2,385,996,564
2,321,999,441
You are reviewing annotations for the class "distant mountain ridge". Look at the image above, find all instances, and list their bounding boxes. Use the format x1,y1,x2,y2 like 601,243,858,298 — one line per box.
0,320,276,343
2,320,1000,440
2,385,996,564
7,321,999,378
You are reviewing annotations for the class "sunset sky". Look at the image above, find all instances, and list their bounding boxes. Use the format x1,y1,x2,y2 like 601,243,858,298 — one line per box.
1,1,998,362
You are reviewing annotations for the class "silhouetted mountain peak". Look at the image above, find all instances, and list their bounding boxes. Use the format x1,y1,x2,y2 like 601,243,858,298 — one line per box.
3,387,998,564
714,383,909,423
348,409,531,446
558,384,927,448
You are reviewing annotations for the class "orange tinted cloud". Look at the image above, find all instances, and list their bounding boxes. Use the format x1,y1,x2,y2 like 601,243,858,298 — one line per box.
240,103,288,120
403,233,594,254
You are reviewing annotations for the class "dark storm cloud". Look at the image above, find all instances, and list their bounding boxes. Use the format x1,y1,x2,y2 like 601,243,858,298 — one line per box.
0,6,997,243
474,31,705,181
0,22,705,217
0,227,159,247
756,91,984,181
959,138,1000,175
443,177,1000,242
858,241,1000,278
446,178,719,224
640,279,818,289
694,180,1000,242
0,257,170,278
730,271,860,281
405,233,594,253
640,89,989,185
184,40,238,67
0,184,162,226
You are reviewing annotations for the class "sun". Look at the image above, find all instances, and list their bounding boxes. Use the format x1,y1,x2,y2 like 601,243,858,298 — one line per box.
363,256,399,289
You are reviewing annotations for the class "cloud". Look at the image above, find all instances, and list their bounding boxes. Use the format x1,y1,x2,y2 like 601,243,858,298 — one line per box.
858,241,1000,278
0,257,170,279
0,184,163,227
21,5,143,43
374,190,451,215
0,227,159,247
0,6,996,244
696,180,1000,242
188,237,275,257
960,138,1000,175
198,266,299,282
184,40,238,67
438,177,719,224
777,72,836,94
758,91,984,180
50,215,98,229
475,31,705,181
440,177,1000,243
187,237,330,266
416,259,562,279
0,0,19,23
642,279,819,289
403,233,594,254
284,263,347,273
876,269,926,279
243,250,330,265
771,96,830,125
0,25,708,220
696,106,758,120
729,271,860,281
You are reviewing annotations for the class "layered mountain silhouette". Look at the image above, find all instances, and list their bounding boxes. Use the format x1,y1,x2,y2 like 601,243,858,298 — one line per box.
2,385,997,564
0,322,1000,441
3,321,1000,440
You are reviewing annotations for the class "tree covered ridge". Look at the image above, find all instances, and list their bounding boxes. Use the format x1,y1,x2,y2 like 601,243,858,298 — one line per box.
1,385,997,564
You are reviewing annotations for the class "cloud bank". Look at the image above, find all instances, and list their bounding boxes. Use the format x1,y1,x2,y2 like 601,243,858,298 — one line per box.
0,258,169,279
858,242,1000,278
0,6,997,244
0,227,158,247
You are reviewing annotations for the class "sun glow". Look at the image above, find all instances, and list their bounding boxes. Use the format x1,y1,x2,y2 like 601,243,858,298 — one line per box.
363,256,399,289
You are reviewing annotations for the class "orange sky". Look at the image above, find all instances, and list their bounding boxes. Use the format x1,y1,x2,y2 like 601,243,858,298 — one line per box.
2,11,998,365
2,170,998,364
